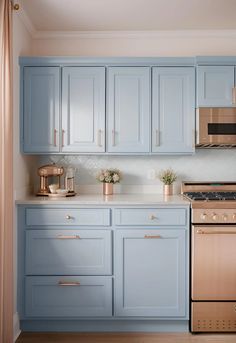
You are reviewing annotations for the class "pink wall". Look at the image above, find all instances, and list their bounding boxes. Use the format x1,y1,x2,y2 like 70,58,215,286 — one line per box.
31,31,236,56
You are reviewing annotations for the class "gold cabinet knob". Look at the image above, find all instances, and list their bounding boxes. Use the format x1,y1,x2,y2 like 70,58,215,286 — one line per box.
212,213,217,221
223,214,228,222
149,214,157,220
66,215,71,220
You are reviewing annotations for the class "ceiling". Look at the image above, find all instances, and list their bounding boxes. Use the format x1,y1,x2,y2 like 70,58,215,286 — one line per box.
19,0,236,32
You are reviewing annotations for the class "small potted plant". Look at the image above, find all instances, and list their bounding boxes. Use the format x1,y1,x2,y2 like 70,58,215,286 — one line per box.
97,168,122,195
158,168,177,195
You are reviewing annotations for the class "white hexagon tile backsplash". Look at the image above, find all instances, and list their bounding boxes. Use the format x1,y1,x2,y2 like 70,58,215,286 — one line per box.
33,149,236,194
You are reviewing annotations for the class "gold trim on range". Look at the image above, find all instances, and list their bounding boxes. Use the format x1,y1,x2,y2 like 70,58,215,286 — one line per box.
196,228,236,235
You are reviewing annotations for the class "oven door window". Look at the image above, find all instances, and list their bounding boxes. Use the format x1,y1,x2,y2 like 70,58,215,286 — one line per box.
208,123,236,135
192,225,236,300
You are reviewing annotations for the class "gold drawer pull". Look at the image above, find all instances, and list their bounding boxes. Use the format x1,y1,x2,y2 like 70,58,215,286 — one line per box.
155,129,160,146
192,129,196,148
57,235,81,239
232,87,236,105
54,129,57,146
112,129,115,146
58,281,81,286
97,129,102,147
62,129,65,147
196,229,236,235
144,235,161,239
149,215,157,220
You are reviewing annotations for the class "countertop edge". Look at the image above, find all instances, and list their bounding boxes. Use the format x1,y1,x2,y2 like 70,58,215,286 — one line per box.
15,194,190,206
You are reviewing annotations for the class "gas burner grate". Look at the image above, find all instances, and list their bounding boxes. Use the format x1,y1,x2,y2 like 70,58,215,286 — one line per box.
184,191,236,201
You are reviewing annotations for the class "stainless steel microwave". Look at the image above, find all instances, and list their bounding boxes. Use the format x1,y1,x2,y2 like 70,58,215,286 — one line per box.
196,108,236,147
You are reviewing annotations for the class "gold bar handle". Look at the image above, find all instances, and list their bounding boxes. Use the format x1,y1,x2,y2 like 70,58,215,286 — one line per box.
144,235,161,239
54,129,57,146
112,129,115,146
58,281,81,286
232,87,236,105
62,129,65,147
192,129,196,148
197,229,236,235
155,129,160,146
97,129,102,147
57,235,81,239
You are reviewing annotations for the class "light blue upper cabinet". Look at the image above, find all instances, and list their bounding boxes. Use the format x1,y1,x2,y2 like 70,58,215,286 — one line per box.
62,67,105,153
197,66,234,107
152,67,195,154
107,67,150,153
115,229,187,317
23,67,60,153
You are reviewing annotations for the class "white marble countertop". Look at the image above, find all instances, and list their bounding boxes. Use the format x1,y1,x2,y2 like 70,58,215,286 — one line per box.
16,193,190,206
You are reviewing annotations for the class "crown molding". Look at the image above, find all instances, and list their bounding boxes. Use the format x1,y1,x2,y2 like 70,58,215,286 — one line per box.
17,5,36,37
31,29,236,40
15,9,236,41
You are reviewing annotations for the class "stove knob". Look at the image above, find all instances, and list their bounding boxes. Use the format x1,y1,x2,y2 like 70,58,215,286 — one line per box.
223,214,228,222
212,213,218,221
233,213,236,221
201,213,207,221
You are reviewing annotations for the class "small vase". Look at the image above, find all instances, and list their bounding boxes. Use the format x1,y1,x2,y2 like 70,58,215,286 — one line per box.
103,183,113,195
163,184,173,196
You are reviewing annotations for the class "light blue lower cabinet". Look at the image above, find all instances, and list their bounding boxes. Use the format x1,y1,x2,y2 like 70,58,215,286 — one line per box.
114,229,187,317
25,276,112,317
18,205,189,331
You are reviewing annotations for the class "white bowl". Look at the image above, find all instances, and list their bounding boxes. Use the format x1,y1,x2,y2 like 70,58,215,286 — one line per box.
56,189,68,195
49,184,59,194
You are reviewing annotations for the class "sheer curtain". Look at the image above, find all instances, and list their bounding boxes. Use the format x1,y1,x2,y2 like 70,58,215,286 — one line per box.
0,0,13,342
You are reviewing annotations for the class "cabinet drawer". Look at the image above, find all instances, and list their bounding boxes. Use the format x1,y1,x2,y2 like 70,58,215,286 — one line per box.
26,230,112,275
25,276,112,317
115,208,187,226
25,208,110,226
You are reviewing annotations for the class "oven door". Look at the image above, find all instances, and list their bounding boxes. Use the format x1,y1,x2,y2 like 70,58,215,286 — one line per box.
192,225,236,300
197,108,236,145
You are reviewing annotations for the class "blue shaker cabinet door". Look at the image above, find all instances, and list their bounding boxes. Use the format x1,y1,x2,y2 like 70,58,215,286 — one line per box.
197,66,234,107
115,229,187,317
62,67,105,152
107,67,150,153
23,67,60,153
152,67,195,154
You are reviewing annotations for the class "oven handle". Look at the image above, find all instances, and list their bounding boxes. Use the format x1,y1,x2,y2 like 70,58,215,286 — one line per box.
196,228,236,235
